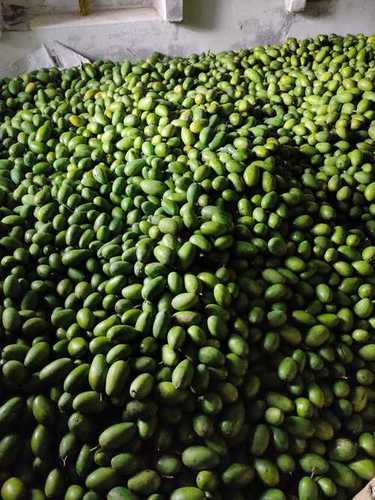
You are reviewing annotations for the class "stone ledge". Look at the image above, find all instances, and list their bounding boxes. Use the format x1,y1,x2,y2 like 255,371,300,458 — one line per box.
30,6,160,30
2,0,183,32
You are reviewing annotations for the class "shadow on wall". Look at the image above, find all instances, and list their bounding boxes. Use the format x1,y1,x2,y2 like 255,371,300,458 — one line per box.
302,0,338,18
183,0,219,30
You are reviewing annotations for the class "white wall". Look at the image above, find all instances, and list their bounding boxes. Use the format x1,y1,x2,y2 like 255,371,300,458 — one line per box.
0,0,374,69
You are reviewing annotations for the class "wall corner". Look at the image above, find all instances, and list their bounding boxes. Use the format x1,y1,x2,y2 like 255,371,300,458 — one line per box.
153,0,183,22
285,0,306,13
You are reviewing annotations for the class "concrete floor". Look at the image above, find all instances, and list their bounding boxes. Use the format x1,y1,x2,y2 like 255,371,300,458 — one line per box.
0,0,374,68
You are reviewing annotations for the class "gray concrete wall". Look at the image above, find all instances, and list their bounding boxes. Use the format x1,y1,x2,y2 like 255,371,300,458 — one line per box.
0,0,374,68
